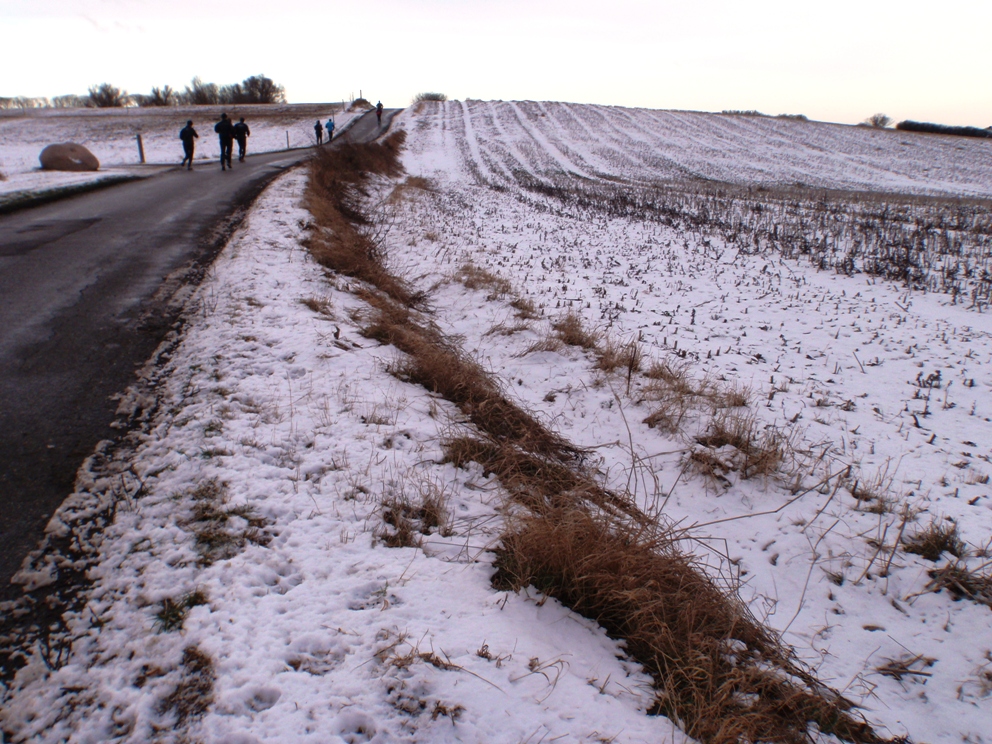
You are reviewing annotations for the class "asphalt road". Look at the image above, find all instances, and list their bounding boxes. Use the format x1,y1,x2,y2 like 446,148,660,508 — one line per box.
0,108,399,594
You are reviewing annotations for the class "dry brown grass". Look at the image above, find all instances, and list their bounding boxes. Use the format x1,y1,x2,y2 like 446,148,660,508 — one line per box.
182,480,270,566
155,589,208,633
377,494,422,548
552,310,599,349
926,562,992,608
358,290,576,461
595,337,643,377
454,262,513,300
494,507,888,744
484,320,532,337
874,653,936,682
694,410,785,480
304,132,418,306
403,175,434,191
443,436,637,521
715,382,751,408
159,646,215,726
640,359,713,430
645,358,697,387
510,297,539,319
522,336,566,356
299,295,334,316
376,479,453,548
903,518,966,561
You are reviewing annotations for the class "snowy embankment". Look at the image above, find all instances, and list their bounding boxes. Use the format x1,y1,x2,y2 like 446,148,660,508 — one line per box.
0,103,360,201
3,101,992,743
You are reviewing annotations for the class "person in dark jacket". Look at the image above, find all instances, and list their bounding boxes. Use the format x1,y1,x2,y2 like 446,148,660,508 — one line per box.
179,120,198,170
215,113,235,170
233,117,250,161
314,120,324,145
376,101,383,126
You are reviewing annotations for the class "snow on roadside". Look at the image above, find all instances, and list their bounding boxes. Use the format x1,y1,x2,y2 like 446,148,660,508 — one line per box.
0,168,680,743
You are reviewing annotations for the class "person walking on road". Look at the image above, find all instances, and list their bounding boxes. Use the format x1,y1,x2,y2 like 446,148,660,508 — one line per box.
325,117,335,142
314,120,324,145
179,120,198,170
215,113,235,170
233,117,251,162
376,101,383,126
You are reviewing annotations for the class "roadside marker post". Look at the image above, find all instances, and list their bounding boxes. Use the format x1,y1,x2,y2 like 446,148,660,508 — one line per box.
136,134,145,164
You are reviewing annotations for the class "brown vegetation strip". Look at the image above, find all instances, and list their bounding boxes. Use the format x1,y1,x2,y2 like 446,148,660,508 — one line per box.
304,135,901,744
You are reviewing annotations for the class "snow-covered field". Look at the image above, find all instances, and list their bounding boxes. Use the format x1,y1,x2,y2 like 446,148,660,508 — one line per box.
0,103,360,201
437,100,992,198
3,101,992,743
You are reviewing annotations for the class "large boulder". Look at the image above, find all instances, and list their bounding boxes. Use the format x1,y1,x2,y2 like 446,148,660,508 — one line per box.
39,143,100,172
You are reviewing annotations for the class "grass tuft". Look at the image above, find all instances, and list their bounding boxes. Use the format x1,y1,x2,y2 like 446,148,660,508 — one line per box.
299,295,334,316
926,563,992,608
159,645,215,725
903,518,966,561
552,310,599,349
376,479,452,548
155,589,209,632
182,479,271,565
455,262,513,300
695,410,785,479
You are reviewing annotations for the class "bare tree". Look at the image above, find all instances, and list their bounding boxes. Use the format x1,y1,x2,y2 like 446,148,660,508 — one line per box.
413,92,448,103
864,113,892,129
52,94,87,108
1,96,49,109
87,83,129,108
221,75,286,104
137,85,176,107
180,77,221,105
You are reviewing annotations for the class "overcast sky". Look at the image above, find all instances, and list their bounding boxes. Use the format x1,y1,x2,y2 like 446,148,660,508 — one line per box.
3,0,990,126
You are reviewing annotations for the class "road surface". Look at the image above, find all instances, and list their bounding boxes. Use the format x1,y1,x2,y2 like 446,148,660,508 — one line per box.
0,108,400,595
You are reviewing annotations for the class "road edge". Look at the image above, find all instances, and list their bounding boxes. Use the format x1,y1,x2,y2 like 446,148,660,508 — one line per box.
0,159,308,689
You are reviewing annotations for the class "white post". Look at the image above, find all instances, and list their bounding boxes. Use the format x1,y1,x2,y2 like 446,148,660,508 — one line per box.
136,134,145,164
286,131,290,149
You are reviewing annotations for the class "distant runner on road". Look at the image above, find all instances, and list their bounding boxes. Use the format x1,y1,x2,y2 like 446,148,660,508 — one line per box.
314,120,324,145
325,117,335,142
215,113,235,170
179,120,198,171
376,101,383,126
233,117,251,162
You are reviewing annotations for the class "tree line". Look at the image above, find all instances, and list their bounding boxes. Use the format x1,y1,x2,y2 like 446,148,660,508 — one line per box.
0,75,286,110
895,120,992,140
